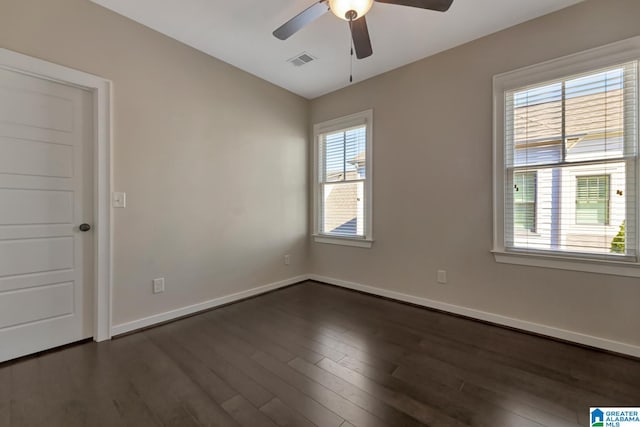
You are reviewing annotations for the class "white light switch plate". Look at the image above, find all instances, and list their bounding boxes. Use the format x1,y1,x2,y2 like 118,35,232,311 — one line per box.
437,270,447,284
112,192,126,208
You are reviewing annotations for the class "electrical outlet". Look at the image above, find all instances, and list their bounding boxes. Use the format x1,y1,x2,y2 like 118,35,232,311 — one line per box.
152,277,165,294
284,254,291,265
437,270,447,284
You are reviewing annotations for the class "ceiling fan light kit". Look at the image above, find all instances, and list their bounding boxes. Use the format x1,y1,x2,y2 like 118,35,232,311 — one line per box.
328,0,374,20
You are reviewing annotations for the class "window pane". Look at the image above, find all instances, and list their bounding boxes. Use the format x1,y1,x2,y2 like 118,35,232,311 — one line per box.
346,127,366,179
511,164,625,255
514,172,536,231
323,131,346,182
321,181,365,237
511,82,563,167
322,126,366,182
509,67,629,167
565,69,625,162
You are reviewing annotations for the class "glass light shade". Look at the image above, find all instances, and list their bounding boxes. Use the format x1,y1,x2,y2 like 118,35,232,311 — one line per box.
328,0,374,20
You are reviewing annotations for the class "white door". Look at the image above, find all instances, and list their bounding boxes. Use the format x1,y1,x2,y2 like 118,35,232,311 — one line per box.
0,67,94,363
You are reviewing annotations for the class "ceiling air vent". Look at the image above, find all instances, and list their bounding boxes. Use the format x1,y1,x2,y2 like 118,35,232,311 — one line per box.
288,52,316,67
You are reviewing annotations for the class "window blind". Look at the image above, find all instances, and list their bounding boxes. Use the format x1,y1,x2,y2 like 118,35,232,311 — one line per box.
319,125,367,237
504,62,638,259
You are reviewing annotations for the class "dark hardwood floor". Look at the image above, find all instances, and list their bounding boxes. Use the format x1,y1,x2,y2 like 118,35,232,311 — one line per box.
1,280,639,426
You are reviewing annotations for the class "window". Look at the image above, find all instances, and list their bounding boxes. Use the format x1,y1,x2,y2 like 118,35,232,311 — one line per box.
493,37,640,276
313,110,373,247
576,175,610,225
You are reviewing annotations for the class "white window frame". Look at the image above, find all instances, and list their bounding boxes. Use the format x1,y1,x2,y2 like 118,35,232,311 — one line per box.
313,110,373,248
492,36,640,277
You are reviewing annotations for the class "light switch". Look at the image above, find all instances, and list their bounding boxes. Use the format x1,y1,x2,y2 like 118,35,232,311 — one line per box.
437,270,447,284
112,192,126,208
153,278,165,294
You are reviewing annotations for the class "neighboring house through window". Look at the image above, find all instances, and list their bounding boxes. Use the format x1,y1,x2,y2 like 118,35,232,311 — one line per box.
313,110,373,248
493,37,640,276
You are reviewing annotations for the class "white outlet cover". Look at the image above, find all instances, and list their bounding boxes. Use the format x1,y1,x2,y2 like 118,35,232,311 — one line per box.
437,270,447,284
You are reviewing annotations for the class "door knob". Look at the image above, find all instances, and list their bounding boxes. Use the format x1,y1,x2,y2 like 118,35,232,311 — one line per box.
79,223,92,232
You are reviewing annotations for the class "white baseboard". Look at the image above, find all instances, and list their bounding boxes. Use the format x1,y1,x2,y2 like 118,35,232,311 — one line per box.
308,274,640,359
111,275,308,336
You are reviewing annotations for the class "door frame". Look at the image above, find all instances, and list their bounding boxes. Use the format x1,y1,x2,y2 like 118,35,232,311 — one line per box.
0,48,113,341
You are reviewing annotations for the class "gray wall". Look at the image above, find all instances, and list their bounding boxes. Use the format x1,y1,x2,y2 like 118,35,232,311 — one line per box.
0,0,310,326
309,0,640,349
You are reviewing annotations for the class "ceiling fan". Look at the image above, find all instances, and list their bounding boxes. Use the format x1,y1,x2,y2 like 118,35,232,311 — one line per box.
273,0,454,59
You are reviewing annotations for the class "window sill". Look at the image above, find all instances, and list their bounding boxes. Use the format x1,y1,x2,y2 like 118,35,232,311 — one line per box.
313,235,373,248
492,250,640,278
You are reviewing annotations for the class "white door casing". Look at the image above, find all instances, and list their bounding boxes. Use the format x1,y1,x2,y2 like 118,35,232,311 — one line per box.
0,49,112,361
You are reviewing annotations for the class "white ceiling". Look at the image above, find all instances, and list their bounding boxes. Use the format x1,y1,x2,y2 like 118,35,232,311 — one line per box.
90,0,583,99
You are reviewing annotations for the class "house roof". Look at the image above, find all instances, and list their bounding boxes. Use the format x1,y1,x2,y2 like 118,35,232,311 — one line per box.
514,88,624,146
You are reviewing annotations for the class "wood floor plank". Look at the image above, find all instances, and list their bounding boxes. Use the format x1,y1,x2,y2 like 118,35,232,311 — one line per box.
188,321,346,427
410,335,626,409
289,357,426,427
264,289,416,365
59,342,159,427
144,327,239,404
219,305,330,364
396,352,578,422
10,343,141,427
108,332,238,427
158,318,275,408
221,395,278,427
107,384,162,427
262,303,407,367
391,360,580,427
337,355,399,388
253,351,388,427
216,315,296,363
316,357,467,426
458,380,581,427
105,335,201,427
0,365,9,426
218,306,347,363
259,397,316,427
326,354,528,427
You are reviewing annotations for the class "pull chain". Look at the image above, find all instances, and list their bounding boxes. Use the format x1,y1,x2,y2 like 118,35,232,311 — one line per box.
349,17,354,83
350,47,353,83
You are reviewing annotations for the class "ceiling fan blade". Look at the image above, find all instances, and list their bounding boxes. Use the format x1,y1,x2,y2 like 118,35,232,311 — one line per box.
350,16,373,59
273,1,330,40
374,0,453,12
